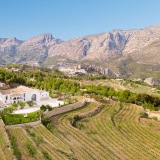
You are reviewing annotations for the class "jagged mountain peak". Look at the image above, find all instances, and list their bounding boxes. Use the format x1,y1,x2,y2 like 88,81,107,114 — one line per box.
32,33,54,41
21,33,56,46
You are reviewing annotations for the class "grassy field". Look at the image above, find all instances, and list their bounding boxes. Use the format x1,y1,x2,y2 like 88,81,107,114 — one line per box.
2,101,160,160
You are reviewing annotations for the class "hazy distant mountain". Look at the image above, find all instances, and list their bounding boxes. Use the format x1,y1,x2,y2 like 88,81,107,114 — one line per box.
0,33,62,65
0,37,23,64
1,25,160,79
46,25,160,64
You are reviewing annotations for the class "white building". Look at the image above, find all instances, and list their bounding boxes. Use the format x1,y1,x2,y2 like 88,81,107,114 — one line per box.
0,86,49,105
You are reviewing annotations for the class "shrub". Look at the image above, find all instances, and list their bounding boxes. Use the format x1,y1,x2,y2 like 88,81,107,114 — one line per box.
26,142,36,156
152,116,158,121
139,111,148,118
18,102,25,108
12,103,18,108
10,135,22,160
35,136,43,146
3,107,14,114
40,105,46,111
148,122,154,129
76,122,85,130
46,123,56,132
40,105,52,112
26,101,34,107
41,118,51,126
49,93,59,98
42,151,52,160
130,82,138,88
117,123,122,129
46,105,52,111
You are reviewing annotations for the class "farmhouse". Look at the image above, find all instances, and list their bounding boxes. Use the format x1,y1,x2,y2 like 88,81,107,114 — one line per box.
0,86,49,105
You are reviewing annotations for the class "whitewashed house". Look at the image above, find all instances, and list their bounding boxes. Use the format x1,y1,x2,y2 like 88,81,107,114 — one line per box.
0,86,49,105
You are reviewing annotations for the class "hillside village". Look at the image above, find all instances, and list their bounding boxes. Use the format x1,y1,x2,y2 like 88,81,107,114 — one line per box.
59,64,118,76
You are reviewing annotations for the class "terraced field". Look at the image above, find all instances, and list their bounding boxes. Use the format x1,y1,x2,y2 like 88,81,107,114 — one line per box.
9,127,44,160
0,120,15,160
5,101,160,160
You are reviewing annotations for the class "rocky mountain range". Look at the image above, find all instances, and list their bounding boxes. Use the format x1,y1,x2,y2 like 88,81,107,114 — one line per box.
1,25,160,79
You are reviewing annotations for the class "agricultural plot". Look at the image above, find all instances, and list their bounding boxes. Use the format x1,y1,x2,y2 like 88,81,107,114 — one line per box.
51,101,160,159
78,101,160,159
0,120,15,160
8,127,44,160
32,124,72,160
5,101,160,160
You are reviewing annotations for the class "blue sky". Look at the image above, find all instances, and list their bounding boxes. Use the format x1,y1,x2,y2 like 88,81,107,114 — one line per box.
0,0,160,40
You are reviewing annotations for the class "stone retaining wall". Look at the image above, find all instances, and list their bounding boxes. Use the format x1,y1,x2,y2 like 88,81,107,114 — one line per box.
44,101,85,118
5,120,41,129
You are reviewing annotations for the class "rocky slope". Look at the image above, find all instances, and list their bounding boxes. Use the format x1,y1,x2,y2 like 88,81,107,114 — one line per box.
1,25,160,79
0,33,62,65
46,25,160,64
0,38,23,64
144,77,160,86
